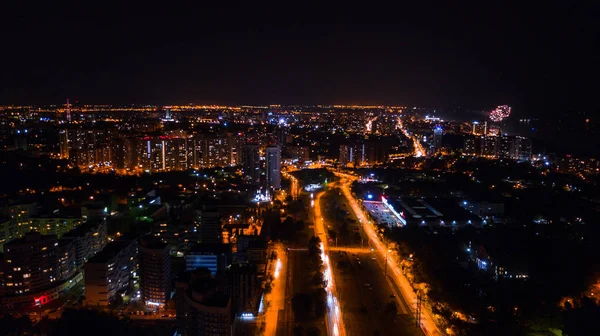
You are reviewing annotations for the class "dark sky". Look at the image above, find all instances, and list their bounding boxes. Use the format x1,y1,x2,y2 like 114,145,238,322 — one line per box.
1,3,598,117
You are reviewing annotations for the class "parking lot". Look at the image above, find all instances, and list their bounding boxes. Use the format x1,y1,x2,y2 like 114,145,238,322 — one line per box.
363,201,403,227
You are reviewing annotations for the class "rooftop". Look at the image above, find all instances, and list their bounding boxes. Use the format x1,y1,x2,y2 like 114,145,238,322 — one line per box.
87,239,136,264
188,243,231,255
62,218,104,238
5,231,57,247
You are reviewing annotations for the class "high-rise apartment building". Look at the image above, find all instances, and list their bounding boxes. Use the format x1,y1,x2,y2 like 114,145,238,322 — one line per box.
339,144,353,166
198,210,222,244
242,144,260,184
433,126,443,152
85,239,138,307
139,235,172,307
464,136,532,161
512,136,532,161
481,136,498,157
58,127,116,167
266,145,281,189
176,269,232,336
226,263,259,316
463,137,477,156
3,232,59,295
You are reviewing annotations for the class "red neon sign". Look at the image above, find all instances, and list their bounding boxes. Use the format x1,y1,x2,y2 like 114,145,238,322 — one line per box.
34,295,49,306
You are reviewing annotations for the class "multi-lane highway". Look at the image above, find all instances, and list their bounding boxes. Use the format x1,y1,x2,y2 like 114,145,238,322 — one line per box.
335,171,444,336
320,183,421,336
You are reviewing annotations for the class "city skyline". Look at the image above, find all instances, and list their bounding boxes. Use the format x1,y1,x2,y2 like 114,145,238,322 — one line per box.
1,4,599,336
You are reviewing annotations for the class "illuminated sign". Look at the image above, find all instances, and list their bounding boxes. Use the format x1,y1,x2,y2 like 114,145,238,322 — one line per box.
381,196,407,226
34,295,49,306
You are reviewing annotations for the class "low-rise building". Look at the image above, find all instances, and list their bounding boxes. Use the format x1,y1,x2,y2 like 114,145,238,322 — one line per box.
471,244,529,281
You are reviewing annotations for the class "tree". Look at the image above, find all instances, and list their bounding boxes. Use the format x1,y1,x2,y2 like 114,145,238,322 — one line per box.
308,236,322,257
311,271,325,288
264,282,273,294
312,288,327,318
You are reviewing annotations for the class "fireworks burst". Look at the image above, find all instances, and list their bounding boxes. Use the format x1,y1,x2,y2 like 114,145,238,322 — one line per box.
490,105,511,122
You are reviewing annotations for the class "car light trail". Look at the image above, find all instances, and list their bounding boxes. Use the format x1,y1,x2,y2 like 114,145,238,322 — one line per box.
398,119,425,157
274,259,281,279
314,189,346,336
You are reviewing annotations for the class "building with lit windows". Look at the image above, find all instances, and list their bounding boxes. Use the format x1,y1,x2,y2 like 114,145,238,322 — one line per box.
266,145,281,189
432,126,443,153
3,232,59,296
58,127,116,166
480,136,498,157
339,144,353,166
286,145,310,162
139,235,172,307
463,137,477,156
226,263,259,317
85,239,138,307
185,243,231,277
0,203,38,242
28,215,82,238
242,144,260,184
61,219,108,267
512,136,532,161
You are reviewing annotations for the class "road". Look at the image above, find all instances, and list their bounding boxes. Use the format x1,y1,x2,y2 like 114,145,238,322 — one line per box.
398,119,425,157
282,169,300,200
329,247,371,254
313,188,346,336
320,185,420,336
265,243,288,336
335,172,444,336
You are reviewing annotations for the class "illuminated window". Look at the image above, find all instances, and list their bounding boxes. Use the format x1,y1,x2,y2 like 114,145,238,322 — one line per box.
22,274,30,278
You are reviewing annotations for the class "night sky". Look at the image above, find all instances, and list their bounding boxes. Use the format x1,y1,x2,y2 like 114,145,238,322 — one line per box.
1,3,598,118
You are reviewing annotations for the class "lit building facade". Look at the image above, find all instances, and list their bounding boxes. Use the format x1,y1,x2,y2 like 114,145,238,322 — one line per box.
139,235,172,307
242,144,260,184
3,232,59,295
265,145,281,189
85,239,138,307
